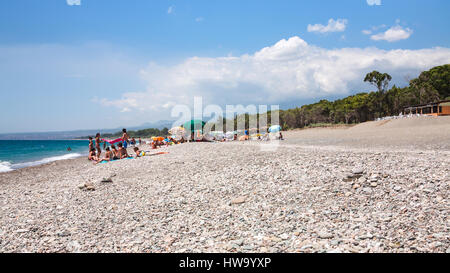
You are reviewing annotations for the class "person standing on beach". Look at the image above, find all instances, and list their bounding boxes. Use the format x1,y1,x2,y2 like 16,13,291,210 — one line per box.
89,136,94,151
95,133,102,157
122,128,129,149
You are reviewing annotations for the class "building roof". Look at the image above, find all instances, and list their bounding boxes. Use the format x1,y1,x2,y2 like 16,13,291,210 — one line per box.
404,100,450,109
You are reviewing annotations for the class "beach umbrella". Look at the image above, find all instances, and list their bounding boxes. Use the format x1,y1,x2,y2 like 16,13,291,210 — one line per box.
168,126,185,135
169,126,188,140
152,136,165,142
182,120,205,132
268,125,281,133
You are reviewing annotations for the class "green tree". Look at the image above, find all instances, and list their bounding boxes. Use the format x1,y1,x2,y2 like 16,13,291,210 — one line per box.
364,71,392,94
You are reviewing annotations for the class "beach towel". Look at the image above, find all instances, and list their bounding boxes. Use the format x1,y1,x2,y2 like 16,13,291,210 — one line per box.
99,152,168,163
102,138,123,145
151,152,169,156
98,157,133,164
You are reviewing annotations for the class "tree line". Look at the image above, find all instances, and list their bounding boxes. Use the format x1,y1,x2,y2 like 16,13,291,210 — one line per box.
275,64,449,129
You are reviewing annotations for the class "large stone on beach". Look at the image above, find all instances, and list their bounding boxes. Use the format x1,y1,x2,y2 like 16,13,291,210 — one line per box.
67,241,82,253
80,182,95,191
352,168,364,175
317,231,334,239
101,177,113,183
231,196,246,205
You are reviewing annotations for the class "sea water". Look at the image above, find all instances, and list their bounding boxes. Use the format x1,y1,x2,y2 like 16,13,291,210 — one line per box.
0,140,90,173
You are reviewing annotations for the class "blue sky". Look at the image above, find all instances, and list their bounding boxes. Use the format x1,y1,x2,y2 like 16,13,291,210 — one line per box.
1,0,450,133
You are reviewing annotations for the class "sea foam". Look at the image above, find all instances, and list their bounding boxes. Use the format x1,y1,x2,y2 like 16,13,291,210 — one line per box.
0,153,82,173
0,161,13,173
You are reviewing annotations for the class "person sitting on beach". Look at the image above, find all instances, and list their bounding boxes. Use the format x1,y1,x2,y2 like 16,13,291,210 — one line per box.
117,142,129,159
239,135,249,141
111,144,120,160
88,148,98,161
131,137,136,147
151,141,158,149
121,128,129,149
96,147,113,163
169,137,179,144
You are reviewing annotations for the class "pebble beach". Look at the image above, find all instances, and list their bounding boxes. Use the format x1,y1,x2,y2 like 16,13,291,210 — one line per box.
0,116,449,253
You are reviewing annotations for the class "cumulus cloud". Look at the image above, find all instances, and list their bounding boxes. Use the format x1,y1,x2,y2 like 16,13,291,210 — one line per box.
97,36,450,117
66,0,81,6
371,25,413,42
367,0,381,5
167,6,174,14
307,19,348,34
363,24,387,35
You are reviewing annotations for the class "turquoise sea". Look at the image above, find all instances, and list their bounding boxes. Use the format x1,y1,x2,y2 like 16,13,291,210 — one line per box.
0,140,90,172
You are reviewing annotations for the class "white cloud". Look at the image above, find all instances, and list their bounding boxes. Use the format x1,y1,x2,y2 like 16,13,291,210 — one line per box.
66,0,81,6
371,25,413,42
167,6,174,14
98,36,450,117
307,19,348,34
195,17,204,22
367,0,381,6
363,24,388,35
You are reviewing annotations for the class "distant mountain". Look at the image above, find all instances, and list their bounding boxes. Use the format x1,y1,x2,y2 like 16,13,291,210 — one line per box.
0,120,177,140
129,120,176,131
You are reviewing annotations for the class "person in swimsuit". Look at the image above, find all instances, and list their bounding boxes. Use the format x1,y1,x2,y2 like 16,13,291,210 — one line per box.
111,145,120,160
88,148,98,161
89,136,94,151
96,147,113,163
121,129,129,149
95,133,102,157
133,147,146,158
117,142,129,159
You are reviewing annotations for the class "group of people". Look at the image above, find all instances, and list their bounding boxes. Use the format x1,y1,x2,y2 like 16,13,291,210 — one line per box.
210,130,284,142
87,127,284,164
88,129,131,163
87,128,180,164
